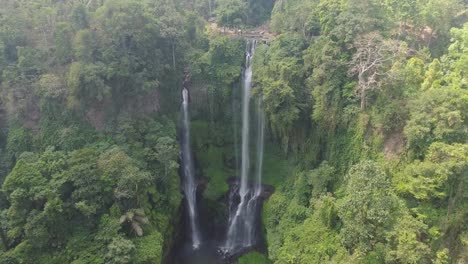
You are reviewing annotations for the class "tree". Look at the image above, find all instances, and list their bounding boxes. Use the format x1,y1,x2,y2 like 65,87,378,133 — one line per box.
421,59,442,90
387,212,431,263
154,0,184,70
246,0,275,26
194,36,243,119
339,161,399,252
417,0,461,53
97,147,151,208
215,0,248,28
94,0,168,101
119,209,149,237
73,29,98,62
68,147,111,215
394,142,467,261
16,47,43,78
5,126,33,160
404,87,467,155
444,24,468,89
134,232,163,264
332,0,391,43
38,74,66,99
271,0,319,37
274,196,344,264
348,32,405,110
395,142,467,201
154,136,178,178
253,36,307,151
105,236,135,264
261,76,300,142
71,4,89,30
238,251,270,264
2,148,71,250
308,161,335,198
67,62,110,107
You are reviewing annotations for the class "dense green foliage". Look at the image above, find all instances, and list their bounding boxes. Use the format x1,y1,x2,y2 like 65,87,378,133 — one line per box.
214,0,274,27
257,0,467,263
0,0,204,262
0,117,182,263
0,0,466,263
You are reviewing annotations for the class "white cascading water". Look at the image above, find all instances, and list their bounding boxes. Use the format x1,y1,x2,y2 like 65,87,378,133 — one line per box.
181,88,201,249
232,82,240,178
224,40,265,252
243,98,265,247
255,99,265,197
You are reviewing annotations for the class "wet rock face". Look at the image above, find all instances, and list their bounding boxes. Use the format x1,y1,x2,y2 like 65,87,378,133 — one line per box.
84,90,161,131
86,101,106,131
384,131,405,159
23,98,40,131
226,177,274,199
167,177,273,264
259,184,275,199
126,90,161,114
5,92,41,131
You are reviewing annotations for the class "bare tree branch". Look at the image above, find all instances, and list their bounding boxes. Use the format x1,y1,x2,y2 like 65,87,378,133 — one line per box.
348,32,405,110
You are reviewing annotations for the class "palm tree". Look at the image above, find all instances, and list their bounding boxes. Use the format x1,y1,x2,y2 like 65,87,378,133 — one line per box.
119,208,149,236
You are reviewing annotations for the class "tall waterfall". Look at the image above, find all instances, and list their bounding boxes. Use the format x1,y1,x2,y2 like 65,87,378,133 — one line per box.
181,88,202,249
255,99,265,197
224,40,265,252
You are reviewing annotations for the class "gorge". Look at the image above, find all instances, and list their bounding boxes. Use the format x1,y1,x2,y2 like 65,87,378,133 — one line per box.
173,39,268,263
0,1,466,264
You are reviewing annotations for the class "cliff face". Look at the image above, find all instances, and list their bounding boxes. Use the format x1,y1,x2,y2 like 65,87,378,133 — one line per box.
85,90,161,131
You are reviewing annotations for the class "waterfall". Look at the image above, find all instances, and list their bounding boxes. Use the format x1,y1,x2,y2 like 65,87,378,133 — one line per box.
254,99,265,197
232,83,240,179
181,88,202,249
224,40,265,253
239,41,254,202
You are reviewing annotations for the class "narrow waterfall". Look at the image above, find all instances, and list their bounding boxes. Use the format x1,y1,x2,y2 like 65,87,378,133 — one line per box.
232,84,240,178
181,88,202,249
224,40,265,253
254,99,265,197
239,41,255,206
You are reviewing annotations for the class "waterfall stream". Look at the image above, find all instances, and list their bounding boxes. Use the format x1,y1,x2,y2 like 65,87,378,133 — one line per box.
181,88,202,249
255,99,265,197
224,40,265,253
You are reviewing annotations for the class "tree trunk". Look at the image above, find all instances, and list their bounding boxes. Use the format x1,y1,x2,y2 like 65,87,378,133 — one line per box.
41,27,48,50
358,74,367,110
172,43,176,70
360,88,366,110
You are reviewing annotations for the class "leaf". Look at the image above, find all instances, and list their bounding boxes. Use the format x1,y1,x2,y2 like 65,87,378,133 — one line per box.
119,215,127,224
133,208,145,217
134,215,149,225
132,222,143,236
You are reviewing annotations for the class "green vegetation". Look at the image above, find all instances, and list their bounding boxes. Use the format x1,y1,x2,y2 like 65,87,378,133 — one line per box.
0,0,202,262
257,0,467,263
238,251,271,264
0,0,466,263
